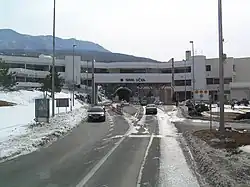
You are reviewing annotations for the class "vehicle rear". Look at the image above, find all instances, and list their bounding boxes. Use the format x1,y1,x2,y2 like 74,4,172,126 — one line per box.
145,104,157,115
87,106,106,122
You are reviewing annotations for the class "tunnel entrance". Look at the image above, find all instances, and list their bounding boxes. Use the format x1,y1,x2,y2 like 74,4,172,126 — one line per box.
114,87,132,102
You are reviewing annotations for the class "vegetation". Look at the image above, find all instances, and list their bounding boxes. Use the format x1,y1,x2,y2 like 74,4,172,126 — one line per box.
0,59,16,89
40,67,64,97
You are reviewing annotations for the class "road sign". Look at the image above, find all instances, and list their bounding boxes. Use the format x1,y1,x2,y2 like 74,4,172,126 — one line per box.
35,98,50,123
56,98,69,107
193,90,209,101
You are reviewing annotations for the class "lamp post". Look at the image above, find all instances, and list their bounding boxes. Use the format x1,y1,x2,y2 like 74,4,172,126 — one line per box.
86,60,89,93
171,58,175,101
91,59,95,106
190,41,195,102
72,44,77,107
183,59,187,101
51,0,56,117
218,0,225,133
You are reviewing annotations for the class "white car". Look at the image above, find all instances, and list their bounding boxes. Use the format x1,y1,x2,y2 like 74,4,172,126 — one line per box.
145,104,157,115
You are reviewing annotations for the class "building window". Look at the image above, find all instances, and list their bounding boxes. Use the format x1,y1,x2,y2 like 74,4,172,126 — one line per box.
224,78,232,84
55,66,65,72
174,80,191,86
233,64,236,72
214,78,219,84
206,78,213,85
16,77,25,82
7,63,25,69
206,65,211,71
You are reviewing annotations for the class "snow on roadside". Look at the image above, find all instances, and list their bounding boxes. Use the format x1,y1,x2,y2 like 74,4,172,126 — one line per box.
0,105,88,162
0,89,89,162
239,145,250,153
0,90,82,132
158,109,200,187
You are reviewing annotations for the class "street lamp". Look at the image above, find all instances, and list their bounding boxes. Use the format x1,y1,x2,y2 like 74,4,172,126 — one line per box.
72,44,77,107
183,59,187,101
51,0,56,117
218,0,225,133
190,41,195,102
86,60,89,93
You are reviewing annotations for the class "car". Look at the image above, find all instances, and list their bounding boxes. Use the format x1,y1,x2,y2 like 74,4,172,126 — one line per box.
140,99,147,106
145,104,157,115
87,106,106,122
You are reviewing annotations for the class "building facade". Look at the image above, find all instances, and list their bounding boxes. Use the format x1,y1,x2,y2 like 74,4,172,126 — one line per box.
1,52,250,101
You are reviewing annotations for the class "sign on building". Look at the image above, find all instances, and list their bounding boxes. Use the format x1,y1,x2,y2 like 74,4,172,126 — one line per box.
193,90,209,101
56,98,69,107
35,98,50,123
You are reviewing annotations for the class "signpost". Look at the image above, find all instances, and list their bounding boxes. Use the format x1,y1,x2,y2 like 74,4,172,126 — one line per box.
193,90,209,101
56,98,69,113
35,98,50,123
209,95,213,131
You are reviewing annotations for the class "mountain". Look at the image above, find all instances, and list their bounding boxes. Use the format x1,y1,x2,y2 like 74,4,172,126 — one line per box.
0,29,109,52
0,29,159,62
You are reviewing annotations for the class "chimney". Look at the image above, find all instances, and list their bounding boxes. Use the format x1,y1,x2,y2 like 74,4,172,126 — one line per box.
185,51,191,61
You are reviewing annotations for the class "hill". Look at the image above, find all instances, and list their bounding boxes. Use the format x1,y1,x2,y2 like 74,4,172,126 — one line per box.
0,29,159,62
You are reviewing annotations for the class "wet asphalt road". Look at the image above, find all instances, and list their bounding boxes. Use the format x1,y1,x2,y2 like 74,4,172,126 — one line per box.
0,105,165,187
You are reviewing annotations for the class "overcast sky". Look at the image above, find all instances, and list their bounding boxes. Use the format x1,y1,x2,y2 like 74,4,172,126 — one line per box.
1,0,250,61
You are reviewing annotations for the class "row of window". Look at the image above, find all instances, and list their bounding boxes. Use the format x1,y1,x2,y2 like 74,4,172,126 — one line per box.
206,78,232,85
6,63,65,72
80,67,192,74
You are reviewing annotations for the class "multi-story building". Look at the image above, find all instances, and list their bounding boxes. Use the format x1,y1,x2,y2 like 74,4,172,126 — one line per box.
1,51,250,101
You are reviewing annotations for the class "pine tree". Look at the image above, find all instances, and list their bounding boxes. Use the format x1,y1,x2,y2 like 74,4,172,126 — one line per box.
40,67,64,97
0,60,16,89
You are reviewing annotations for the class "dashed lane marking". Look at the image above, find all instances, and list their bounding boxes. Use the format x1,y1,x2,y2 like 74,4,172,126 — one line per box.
136,133,154,187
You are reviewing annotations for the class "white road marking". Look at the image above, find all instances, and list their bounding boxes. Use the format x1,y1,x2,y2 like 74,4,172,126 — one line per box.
128,134,164,138
108,127,114,132
76,132,127,187
76,107,140,187
94,144,109,151
136,133,154,187
106,133,112,137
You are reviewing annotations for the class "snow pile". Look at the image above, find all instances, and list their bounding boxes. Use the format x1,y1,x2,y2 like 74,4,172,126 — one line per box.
158,109,200,187
183,132,236,186
122,106,149,135
0,89,88,162
123,109,141,134
211,105,245,114
0,90,82,133
167,108,185,123
0,105,88,162
239,145,250,154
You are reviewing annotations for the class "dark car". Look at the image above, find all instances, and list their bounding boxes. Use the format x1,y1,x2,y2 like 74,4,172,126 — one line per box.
87,106,106,122
140,99,147,106
145,104,157,115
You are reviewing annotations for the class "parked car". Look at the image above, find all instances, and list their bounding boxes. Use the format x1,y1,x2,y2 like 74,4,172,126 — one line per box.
87,106,106,122
140,99,147,106
145,104,157,115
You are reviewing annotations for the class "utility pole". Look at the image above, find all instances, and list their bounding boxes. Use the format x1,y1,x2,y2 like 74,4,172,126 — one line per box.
218,0,225,133
190,41,195,102
183,59,187,101
86,61,89,93
51,0,56,117
72,44,76,107
91,59,95,106
171,58,175,101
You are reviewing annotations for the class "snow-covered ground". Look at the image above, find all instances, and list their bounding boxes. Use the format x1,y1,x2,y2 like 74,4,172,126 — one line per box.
0,90,88,162
157,108,200,187
211,104,250,113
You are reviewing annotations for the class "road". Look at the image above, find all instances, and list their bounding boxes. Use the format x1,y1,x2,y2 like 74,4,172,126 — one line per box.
0,105,199,187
